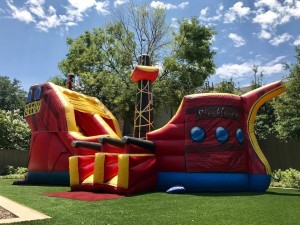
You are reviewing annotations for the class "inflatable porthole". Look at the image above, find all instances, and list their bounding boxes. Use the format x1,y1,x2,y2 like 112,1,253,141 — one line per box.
190,126,205,142
215,127,229,143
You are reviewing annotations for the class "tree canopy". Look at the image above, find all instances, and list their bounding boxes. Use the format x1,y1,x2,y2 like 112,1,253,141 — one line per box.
58,6,216,124
274,46,300,140
0,110,30,151
160,17,216,109
59,22,136,122
112,2,171,64
214,77,236,94
0,76,26,114
249,65,277,140
0,76,30,151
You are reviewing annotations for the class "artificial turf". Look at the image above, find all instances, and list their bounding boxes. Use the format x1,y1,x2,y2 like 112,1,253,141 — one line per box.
0,179,299,225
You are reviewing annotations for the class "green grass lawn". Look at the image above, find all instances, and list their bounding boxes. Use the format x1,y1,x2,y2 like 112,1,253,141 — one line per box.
0,179,300,225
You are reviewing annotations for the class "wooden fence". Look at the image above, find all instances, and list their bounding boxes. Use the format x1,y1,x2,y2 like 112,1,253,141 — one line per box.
0,137,299,172
259,138,300,171
0,150,29,172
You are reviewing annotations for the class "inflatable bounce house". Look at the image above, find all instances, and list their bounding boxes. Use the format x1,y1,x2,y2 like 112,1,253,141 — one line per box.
23,56,285,195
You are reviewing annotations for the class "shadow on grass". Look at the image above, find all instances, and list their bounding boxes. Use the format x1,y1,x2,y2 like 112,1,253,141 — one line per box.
265,190,300,197
185,192,264,197
127,191,265,198
184,189,300,197
140,189,300,198
12,179,69,188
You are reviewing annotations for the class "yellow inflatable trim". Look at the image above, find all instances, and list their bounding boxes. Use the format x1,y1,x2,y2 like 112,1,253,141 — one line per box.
247,86,285,175
69,156,79,186
135,65,159,72
82,175,94,184
93,153,105,184
107,176,118,187
24,101,41,117
49,82,122,138
117,154,129,189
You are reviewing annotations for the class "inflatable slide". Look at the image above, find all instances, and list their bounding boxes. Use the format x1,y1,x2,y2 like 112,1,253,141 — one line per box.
24,82,121,184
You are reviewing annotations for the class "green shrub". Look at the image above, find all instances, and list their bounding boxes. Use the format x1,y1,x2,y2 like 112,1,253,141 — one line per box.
0,109,31,151
0,165,27,179
271,168,300,189
0,165,27,175
0,165,15,175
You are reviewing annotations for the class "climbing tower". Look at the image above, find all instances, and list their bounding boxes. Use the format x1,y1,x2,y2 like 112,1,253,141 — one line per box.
131,55,159,139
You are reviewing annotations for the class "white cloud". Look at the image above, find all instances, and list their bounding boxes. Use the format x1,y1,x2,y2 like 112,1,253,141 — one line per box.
228,33,246,47
216,62,253,79
150,1,175,10
212,46,218,51
6,0,35,23
198,8,222,25
266,55,286,65
178,2,189,9
224,11,235,23
200,7,208,16
216,58,285,81
48,6,56,15
95,1,110,15
287,1,300,17
29,3,45,18
5,0,110,32
170,17,178,28
269,33,293,46
26,0,45,6
294,36,300,46
258,30,272,39
217,3,224,12
199,2,250,25
253,0,300,33
254,0,281,9
67,0,96,12
232,2,251,17
114,0,128,7
36,14,60,32
150,1,189,10
224,2,250,23
261,63,284,75
253,10,279,28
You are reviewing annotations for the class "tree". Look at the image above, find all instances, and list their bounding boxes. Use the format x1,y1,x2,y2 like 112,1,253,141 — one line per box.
59,4,172,125
0,110,30,151
249,65,277,140
274,47,300,140
0,76,26,114
112,2,171,64
59,22,137,123
214,77,236,94
48,75,66,87
58,9,216,126
159,17,216,110
251,64,264,89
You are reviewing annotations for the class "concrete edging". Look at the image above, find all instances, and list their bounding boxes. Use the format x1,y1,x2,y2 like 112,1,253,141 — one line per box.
0,196,51,224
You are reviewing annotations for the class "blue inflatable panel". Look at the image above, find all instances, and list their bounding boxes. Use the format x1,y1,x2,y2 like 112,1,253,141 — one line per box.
157,172,271,192
249,174,271,192
26,171,70,185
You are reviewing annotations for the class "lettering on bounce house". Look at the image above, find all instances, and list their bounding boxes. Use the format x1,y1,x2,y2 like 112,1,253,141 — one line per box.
21,56,285,195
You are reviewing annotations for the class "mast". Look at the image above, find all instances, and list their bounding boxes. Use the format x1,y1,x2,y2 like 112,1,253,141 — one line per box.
130,55,158,139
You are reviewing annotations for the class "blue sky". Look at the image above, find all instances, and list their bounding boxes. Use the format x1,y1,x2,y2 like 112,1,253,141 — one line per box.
0,0,299,91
